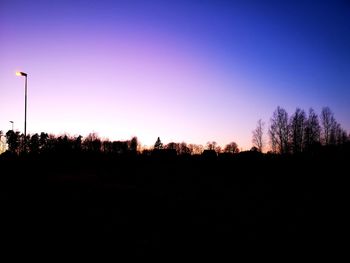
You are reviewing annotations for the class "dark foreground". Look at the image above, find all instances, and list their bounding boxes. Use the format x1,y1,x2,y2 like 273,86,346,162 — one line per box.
0,152,347,254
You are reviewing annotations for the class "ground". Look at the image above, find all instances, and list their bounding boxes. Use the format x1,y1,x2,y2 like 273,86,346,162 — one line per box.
0,153,345,255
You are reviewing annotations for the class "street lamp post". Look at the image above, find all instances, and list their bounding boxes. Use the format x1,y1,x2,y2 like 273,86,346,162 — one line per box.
16,71,28,138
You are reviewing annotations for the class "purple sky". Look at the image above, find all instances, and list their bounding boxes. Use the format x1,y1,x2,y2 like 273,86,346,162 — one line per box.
1,0,349,150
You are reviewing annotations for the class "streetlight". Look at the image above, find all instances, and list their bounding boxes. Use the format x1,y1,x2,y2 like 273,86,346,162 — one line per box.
15,71,28,138
9,121,14,131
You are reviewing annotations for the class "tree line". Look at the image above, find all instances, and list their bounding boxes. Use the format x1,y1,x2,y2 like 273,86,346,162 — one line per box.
1,106,348,157
1,131,140,156
252,106,349,154
0,130,240,156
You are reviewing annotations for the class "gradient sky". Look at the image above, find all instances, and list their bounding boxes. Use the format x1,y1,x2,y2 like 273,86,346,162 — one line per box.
1,0,349,150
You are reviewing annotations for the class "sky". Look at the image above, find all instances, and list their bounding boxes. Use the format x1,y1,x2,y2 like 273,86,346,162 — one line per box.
1,0,349,150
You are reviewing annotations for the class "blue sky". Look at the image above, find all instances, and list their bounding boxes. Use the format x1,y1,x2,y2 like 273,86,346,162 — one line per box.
1,0,349,149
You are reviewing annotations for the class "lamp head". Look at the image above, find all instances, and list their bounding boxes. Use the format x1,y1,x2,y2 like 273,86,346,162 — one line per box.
16,71,27,77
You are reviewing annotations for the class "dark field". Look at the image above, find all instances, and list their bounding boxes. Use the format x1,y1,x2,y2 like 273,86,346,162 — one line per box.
0,153,346,253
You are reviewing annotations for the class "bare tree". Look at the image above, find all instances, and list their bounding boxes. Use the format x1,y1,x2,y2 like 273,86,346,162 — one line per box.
179,142,191,155
102,140,112,153
321,107,335,145
269,106,290,154
189,144,203,155
164,142,191,155
332,123,348,145
83,132,101,152
329,120,346,145
206,141,217,151
224,142,239,154
252,119,264,152
303,108,321,151
340,130,348,145
215,145,222,154
165,142,178,151
290,108,306,154
187,144,195,155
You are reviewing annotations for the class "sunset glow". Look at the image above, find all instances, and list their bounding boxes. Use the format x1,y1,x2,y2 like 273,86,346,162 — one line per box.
1,0,349,149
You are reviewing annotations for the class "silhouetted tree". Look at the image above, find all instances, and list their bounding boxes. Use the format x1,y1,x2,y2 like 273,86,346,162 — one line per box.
321,107,335,145
47,134,57,152
206,141,217,151
188,144,203,155
250,146,258,152
154,137,163,150
39,132,49,153
102,140,112,153
187,144,195,155
102,138,133,154
165,142,179,152
290,108,306,154
74,135,82,152
83,133,101,152
112,141,129,154
303,108,321,151
179,142,191,155
29,133,40,154
329,120,347,146
252,119,264,152
330,121,338,145
269,106,290,154
330,122,348,145
215,145,222,154
129,136,138,153
339,129,348,145
56,135,70,153
224,142,239,154
5,130,20,154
